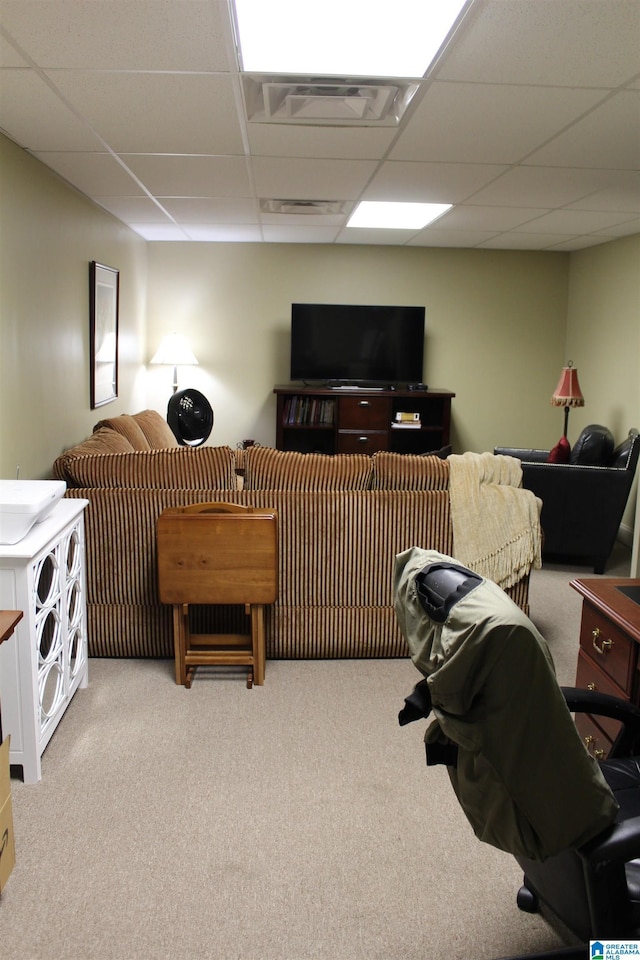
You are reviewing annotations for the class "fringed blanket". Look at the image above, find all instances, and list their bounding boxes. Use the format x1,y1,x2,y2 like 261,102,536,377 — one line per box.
448,452,542,589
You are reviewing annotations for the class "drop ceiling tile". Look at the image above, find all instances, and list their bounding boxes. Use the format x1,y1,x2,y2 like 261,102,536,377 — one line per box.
364,161,508,203
0,69,106,150
469,166,619,208
123,155,252,198
183,224,263,241
94,197,174,223
389,81,608,164
31,151,146,195
262,225,341,243
46,71,244,154
548,236,620,251
437,0,640,88
513,208,639,235
335,227,417,245
129,223,190,241
1,0,637,251
0,34,29,66
251,157,378,201
260,213,347,227
593,217,640,238
565,172,640,213
246,123,396,160
478,232,577,250
0,0,232,71
161,198,259,223
525,91,640,170
408,228,499,247
433,204,551,231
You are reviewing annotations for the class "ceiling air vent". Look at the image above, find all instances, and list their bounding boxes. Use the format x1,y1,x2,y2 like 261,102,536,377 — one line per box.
260,199,349,216
242,75,419,126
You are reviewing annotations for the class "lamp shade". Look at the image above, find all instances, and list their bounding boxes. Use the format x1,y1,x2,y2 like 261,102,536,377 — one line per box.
150,333,198,367
551,362,584,408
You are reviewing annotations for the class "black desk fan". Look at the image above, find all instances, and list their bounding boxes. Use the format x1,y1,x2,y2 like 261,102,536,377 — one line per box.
167,389,213,447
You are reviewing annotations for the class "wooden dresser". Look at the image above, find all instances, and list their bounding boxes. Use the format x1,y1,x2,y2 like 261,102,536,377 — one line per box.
571,577,640,759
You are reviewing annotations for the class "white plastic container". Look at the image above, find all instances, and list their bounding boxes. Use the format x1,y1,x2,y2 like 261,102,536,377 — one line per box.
0,480,67,545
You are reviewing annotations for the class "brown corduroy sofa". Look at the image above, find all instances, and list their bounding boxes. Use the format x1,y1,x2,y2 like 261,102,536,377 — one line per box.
52,410,540,660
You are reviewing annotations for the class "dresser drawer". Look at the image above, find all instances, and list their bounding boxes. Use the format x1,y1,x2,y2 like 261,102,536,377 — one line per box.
337,431,388,454
579,603,635,695
338,396,390,430
575,712,614,762
575,649,625,743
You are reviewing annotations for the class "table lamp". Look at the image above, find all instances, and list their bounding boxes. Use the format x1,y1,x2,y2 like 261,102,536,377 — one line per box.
150,333,198,393
551,361,584,438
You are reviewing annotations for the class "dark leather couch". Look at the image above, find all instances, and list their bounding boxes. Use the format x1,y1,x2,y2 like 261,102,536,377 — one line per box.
495,426,639,573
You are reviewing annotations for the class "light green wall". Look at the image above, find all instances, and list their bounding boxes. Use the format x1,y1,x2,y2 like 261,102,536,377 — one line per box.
0,134,148,479
565,233,640,543
1,132,637,556
146,242,569,454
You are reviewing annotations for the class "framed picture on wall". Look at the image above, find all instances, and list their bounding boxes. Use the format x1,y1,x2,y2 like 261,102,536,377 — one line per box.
89,261,119,408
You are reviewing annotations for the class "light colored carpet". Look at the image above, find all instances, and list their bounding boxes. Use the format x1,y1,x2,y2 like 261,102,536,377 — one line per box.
0,544,631,960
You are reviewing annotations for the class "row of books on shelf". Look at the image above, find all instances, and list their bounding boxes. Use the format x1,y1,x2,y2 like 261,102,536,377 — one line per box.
391,411,421,429
282,395,335,426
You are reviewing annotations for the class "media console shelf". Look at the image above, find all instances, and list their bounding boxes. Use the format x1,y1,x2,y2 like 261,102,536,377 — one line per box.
274,385,455,455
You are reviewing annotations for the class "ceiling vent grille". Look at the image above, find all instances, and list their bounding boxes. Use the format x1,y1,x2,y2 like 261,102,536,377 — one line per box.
242,75,419,126
260,199,348,216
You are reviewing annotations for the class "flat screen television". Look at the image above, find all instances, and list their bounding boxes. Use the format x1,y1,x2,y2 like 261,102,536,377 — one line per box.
290,303,425,385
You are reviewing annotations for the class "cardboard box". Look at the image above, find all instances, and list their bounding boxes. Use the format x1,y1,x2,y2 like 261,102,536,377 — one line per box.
0,737,16,894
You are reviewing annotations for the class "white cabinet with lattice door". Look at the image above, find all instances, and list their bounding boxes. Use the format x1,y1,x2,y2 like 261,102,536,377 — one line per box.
0,499,89,783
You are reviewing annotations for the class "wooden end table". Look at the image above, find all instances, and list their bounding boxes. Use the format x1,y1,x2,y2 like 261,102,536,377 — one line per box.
157,502,278,689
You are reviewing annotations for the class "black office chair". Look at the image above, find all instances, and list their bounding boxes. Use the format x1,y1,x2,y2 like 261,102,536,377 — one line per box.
394,548,640,953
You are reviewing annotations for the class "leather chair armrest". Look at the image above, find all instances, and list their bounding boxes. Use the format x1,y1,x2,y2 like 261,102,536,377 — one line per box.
561,686,640,760
580,815,640,868
494,446,550,463
561,687,640,725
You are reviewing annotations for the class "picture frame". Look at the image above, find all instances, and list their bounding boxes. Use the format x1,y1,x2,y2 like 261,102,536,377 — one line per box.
89,261,119,409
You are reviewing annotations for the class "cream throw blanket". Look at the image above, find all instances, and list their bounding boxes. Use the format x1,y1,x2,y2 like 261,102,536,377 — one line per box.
448,452,542,589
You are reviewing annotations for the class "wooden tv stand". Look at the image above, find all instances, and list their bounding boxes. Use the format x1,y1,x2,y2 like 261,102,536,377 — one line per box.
274,385,454,455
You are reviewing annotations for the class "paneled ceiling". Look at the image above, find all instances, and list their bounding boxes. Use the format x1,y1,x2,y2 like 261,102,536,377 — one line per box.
1,0,639,249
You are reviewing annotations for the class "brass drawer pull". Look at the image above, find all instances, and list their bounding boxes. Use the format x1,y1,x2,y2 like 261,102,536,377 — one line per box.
583,735,605,760
357,436,369,443
591,627,613,655
358,400,370,407
587,682,597,691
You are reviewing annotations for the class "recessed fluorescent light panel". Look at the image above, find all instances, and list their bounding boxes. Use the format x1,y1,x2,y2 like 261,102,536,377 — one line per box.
347,202,452,230
233,0,469,77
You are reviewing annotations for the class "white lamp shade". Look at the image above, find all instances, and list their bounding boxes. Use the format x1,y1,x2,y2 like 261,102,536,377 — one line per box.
150,333,198,366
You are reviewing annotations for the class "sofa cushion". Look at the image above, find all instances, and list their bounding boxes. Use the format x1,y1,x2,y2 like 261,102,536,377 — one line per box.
56,446,237,490
94,413,151,450
243,446,373,490
61,427,135,458
570,424,614,466
52,428,135,481
371,451,450,491
547,435,571,464
132,409,179,448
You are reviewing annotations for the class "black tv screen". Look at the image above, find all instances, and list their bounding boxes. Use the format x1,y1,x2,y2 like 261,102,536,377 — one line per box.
290,303,425,385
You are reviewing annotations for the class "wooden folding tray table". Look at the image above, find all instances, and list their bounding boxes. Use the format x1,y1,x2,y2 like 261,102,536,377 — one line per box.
157,502,277,688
